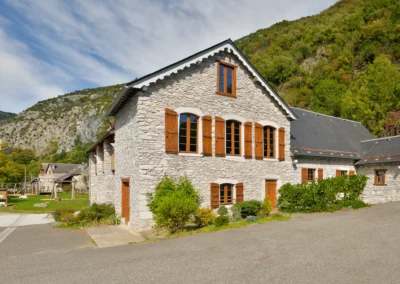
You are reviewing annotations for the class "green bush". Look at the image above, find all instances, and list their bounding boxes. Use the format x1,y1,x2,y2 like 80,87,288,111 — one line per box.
238,200,262,218
217,205,228,216
257,198,272,217
194,208,216,228
278,175,368,213
147,176,199,233
215,216,229,227
52,208,75,222
230,204,243,222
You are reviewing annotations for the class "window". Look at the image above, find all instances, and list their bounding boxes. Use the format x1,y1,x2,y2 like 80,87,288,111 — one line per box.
220,183,233,205
340,170,347,176
226,120,241,156
374,170,386,186
263,126,275,158
179,113,198,153
307,169,316,182
217,62,236,97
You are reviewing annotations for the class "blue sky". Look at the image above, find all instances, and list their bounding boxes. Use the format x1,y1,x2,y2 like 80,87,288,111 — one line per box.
0,0,337,113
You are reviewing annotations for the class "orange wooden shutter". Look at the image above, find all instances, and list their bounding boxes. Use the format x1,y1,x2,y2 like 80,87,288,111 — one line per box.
349,170,355,176
215,116,225,157
111,149,115,171
301,168,307,183
210,183,219,208
202,115,212,156
336,170,341,177
278,127,285,161
318,168,323,180
165,108,178,153
236,183,244,203
255,123,263,160
244,122,252,159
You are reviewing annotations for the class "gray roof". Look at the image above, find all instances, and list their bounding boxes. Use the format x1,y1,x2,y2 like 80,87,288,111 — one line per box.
356,136,400,165
290,108,374,159
106,39,297,120
49,163,85,174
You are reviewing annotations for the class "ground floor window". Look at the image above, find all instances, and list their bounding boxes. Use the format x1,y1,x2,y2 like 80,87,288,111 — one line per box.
374,170,386,186
307,169,315,182
340,170,347,176
220,183,233,205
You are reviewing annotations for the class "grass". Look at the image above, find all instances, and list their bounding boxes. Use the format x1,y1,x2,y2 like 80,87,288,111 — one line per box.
0,192,89,213
152,214,291,239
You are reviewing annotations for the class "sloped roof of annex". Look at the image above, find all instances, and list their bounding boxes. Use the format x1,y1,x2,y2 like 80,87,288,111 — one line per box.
356,135,400,165
105,39,297,120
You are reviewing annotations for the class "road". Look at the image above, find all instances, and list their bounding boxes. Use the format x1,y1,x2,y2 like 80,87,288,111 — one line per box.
1,203,400,284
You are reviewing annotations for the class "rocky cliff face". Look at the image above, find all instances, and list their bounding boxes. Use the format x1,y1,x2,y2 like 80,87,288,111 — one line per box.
0,84,123,154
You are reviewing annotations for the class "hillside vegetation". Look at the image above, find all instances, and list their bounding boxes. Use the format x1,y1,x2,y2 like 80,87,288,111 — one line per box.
0,84,123,154
0,111,16,121
236,0,400,136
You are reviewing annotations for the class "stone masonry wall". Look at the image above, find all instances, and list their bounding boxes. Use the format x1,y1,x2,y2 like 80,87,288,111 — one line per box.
114,51,294,230
357,162,400,204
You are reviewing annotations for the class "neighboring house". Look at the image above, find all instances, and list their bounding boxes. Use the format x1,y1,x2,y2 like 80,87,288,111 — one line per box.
39,163,88,193
87,39,400,231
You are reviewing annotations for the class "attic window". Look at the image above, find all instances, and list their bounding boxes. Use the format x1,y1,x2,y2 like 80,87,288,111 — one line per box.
217,62,236,98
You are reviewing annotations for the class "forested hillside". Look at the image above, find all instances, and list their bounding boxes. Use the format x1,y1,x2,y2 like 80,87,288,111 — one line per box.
236,0,400,136
0,111,16,121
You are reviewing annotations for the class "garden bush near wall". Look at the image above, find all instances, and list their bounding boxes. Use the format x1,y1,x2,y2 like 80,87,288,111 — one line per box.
278,175,368,213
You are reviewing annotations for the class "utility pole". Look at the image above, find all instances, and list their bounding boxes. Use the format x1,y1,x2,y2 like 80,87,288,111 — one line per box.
24,165,27,195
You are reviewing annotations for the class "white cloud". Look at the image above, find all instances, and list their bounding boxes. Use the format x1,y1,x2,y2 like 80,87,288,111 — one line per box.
0,0,337,113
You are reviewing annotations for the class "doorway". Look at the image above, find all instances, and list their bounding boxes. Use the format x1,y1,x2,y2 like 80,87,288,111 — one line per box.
265,180,277,211
121,179,130,224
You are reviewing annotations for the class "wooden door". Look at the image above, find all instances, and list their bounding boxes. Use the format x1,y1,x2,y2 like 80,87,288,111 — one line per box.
121,180,130,223
265,180,277,211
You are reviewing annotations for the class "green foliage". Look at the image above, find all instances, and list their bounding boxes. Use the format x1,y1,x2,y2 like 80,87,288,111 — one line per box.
0,148,39,184
214,215,229,227
235,0,400,136
217,205,228,216
194,208,216,228
52,208,76,222
0,141,8,149
257,198,272,217
383,110,400,136
246,216,259,223
237,200,262,218
0,111,16,121
148,176,199,233
278,175,369,213
230,204,243,222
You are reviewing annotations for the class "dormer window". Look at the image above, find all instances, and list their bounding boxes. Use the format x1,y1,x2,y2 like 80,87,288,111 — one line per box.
217,62,236,98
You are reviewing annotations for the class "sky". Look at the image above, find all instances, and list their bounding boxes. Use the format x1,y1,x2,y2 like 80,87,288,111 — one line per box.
0,0,337,113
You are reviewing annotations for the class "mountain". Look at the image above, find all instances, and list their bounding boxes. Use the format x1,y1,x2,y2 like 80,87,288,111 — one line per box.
0,85,123,154
235,0,400,136
0,111,16,121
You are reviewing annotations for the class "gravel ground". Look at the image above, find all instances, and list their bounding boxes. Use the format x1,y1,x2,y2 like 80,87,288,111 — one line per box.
1,202,400,284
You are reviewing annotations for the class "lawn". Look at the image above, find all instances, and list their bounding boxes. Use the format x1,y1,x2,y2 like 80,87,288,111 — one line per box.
0,193,89,213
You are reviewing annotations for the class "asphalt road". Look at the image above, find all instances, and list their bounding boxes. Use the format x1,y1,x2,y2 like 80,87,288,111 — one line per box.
2,202,400,284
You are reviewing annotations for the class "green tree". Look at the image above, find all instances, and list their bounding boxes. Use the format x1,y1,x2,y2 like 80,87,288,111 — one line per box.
311,79,344,116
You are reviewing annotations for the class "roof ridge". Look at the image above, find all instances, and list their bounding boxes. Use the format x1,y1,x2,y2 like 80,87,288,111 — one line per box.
290,107,362,124
361,135,400,143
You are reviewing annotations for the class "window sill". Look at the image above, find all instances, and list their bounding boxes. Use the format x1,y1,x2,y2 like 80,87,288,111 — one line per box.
373,184,387,186
263,158,279,162
216,91,236,98
178,153,203,157
225,156,245,162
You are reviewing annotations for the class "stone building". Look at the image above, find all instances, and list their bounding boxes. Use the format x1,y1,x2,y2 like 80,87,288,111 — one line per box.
87,39,400,231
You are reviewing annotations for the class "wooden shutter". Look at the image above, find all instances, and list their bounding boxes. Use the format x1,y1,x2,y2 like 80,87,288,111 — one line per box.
255,123,263,160
202,115,212,156
318,168,323,180
336,170,341,177
215,116,225,157
349,170,355,176
278,127,285,161
236,183,244,203
244,122,252,159
165,108,178,153
110,149,115,171
210,183,219,208
301,168,308,184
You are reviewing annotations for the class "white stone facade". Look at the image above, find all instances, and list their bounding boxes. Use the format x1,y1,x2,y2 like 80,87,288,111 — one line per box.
357,162,400,204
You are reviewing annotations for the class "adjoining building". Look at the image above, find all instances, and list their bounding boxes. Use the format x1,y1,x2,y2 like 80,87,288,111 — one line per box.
87,39,400,231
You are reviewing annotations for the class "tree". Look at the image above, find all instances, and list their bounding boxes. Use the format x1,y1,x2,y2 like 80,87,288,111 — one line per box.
341,55,400,136
382,110,400,137
311,79,344,116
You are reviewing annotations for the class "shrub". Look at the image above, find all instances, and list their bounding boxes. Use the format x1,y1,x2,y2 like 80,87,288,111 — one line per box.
215,216,229,227
147,176,199,233
239,200,262,218
230,204,243,222
257,198,272,217
217,205,228,216
194,208,216,228
52,208,75,222
278,175,368,213
246,216,259,223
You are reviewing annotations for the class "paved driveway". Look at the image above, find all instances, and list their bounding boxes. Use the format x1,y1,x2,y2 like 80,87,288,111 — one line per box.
2,202,400,284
